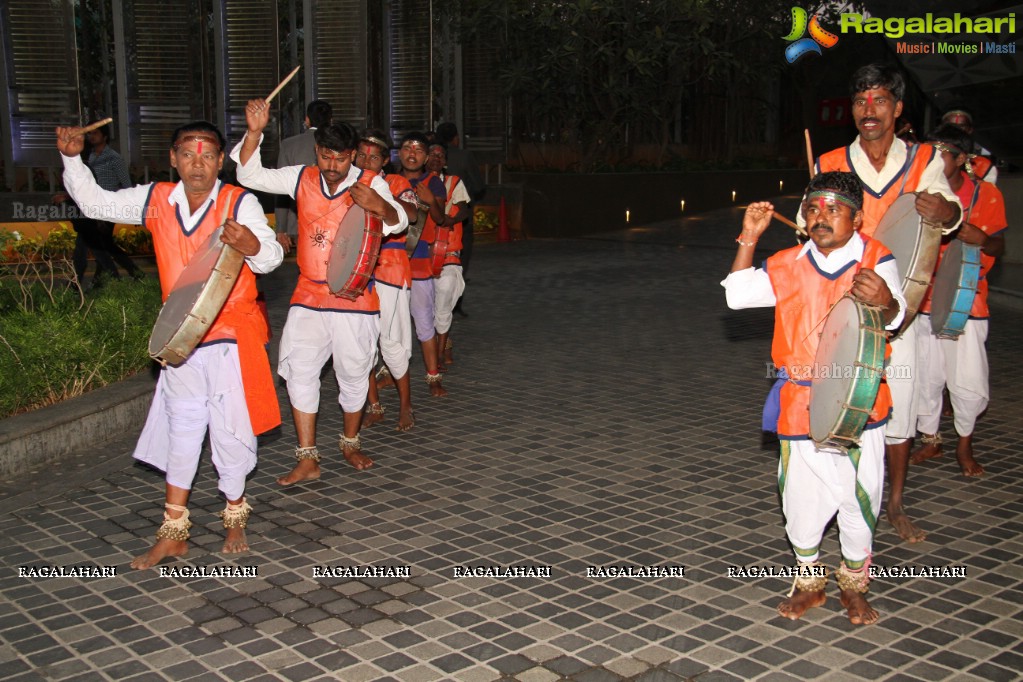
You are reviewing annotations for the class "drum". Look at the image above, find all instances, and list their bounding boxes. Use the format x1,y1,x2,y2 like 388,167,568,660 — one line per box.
871,193,942,335
405,205,428,257
149,227,244,366
809,296,886,451
325,204,383,300
930,240,981,339
429,225,451,277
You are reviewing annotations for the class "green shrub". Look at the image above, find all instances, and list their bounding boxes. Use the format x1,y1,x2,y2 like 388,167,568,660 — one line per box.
0,277,161,417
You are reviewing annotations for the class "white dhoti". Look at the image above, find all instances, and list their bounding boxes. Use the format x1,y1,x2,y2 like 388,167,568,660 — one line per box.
410,278,436,342
278,306,380,413
376,282,412,379
434,265,465,335
779,427,885,566
884,317,921,444
916,318,989,436
133,344,256,500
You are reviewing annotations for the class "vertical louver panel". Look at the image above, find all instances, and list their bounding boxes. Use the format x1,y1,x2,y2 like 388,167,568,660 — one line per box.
0,0,80,166
216,0,279,160
462,38,504,159
308,0,367,129
388,0,430,141
116,0,206,167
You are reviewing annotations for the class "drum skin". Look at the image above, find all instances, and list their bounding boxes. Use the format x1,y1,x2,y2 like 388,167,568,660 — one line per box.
871,193,942,336
326,205,383,300
148,227,244,366
809,297,886,451
930,240,981,339
405,207,428,257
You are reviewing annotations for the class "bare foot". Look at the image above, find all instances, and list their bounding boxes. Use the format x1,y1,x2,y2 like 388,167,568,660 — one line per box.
131,538,187,570
397,407,415,432
436,356,448,373
429,379,448,397
840,589,879,625
222,526,249,554
277,459,321,486
956,437,984,476
377,372,395,390
887,508,926,543
909,439,942,465
342,446,374,470
362,404,385,428
777,589,826,620
444,346,453,365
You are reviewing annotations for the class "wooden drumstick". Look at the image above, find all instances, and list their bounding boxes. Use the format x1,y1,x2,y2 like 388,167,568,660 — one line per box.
772,210,807,236
265,66,300,105
804,128,815,179
70,117,113,137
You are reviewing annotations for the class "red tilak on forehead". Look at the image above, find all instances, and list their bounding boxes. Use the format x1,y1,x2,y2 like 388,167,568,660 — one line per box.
817,197,829,210
197,140,202,154
867,92,874,106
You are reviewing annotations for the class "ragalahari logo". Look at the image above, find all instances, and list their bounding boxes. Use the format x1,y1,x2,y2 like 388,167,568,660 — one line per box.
783,7,839,63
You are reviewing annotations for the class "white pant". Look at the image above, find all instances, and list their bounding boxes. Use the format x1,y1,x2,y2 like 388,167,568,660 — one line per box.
133,344,256,500
377,283,412,378
916,318,989,436
779,428,884,565
885,316,920,444
410,278,436,342
278,307,379,413
434,265,465,335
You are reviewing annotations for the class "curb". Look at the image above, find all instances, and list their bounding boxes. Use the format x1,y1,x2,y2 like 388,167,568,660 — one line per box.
0,371,156,479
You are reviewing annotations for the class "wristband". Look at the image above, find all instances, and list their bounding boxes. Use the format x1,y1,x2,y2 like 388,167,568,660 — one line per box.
735,236,758,247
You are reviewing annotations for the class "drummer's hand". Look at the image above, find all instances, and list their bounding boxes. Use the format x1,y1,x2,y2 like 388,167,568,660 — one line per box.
350,182,387,215
850,269,893,309
55,126,85,157
276,232,293,254
916,192,958,225
740,201,774,242
956,222,988,246
414,184,436,205
245,98,271,134
221,218,261,256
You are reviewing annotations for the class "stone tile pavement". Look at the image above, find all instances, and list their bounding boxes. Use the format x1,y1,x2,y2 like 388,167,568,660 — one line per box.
1,197,1021,681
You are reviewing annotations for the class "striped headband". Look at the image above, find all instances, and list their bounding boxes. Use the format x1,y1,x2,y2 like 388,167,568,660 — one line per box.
805,190,860,210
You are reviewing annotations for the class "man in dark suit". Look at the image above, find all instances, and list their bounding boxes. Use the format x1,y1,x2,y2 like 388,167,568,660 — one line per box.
274,100,332,253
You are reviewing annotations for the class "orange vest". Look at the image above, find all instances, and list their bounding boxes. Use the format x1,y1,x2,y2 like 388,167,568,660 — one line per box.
919,175,1006,319
766,236,893,438
407,172,443,280
293,166,379,312
817,142,936,236
373,173,413,288
971,155,994,183
142,182,280,434
442,174,464,265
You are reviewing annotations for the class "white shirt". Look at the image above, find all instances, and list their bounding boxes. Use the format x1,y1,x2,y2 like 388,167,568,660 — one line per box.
60,153,283,274
797,136,962,230
721,232,907,330
230,136,408,236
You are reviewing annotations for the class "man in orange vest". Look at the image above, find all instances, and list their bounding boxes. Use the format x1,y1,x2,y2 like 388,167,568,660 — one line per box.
233,99,407,483
807,63,961,545
912,123,1007,476
725,172,905,625
57,121,284,569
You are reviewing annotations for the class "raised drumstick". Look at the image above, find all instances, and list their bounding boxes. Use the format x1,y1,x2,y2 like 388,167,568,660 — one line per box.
772,210,807,236
804,128,815,179
265,66,301,105
70,117,114,137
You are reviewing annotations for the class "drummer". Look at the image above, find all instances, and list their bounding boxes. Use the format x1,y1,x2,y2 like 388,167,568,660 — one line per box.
724,172,905,625
808,63,961,544
56,121,284,569
426,142,471,371
912,123,1007,476
397,132,450,397
355,129,419,432
232,100,407,482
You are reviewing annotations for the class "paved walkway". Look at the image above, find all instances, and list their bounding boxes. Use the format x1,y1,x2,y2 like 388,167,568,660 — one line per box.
2,197,1022,681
